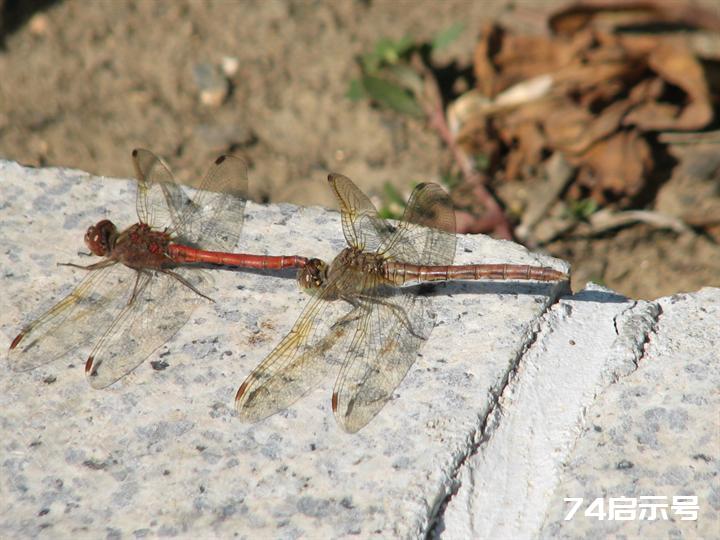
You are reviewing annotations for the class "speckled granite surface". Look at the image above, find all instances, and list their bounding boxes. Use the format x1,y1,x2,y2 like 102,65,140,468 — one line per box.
439,285,661,538
539,288,720,540
0,160,569,538
439,284,719,538
3,160,716,539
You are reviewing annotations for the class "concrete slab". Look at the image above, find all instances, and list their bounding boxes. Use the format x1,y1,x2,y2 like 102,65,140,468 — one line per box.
437,285,660,538
438,285,719,539
0,160,568,538
539,288,720,539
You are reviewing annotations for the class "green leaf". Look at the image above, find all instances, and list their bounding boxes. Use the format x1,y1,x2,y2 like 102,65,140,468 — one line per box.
362,75,424,117
393,35,415,56
346,79,367,101
432,22,464,51
361,51,381,74
375,38,399,64
373,36,415,65
359,36,417,76
566,198,599,220
385,64,423,96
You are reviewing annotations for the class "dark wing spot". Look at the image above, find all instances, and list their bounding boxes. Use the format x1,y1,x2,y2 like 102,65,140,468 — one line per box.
235,380,250,402
9,332,24,350
85,356,96,375
215,155,227,165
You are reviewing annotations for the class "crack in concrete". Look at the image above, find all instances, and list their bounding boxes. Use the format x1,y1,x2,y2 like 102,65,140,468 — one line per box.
424,287,663,538
424,284,569,538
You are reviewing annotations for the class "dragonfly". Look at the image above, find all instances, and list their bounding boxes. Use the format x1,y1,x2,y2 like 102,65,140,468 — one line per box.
8,148,308,388
235,174,568,432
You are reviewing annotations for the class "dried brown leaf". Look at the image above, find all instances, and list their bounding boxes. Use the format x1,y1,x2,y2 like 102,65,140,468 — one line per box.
571,130,653,205
474,23,576,98
623,41,713,131
549,0,720,36
463,7,714,211
503,121,546,181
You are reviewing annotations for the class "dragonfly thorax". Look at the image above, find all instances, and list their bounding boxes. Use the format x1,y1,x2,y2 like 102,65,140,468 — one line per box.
339,247,383,272
85,219,118,256
112,223,173,270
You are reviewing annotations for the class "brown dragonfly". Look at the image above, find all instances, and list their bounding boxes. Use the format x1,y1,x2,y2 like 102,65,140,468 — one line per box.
235,174,568,432
8,149,307,388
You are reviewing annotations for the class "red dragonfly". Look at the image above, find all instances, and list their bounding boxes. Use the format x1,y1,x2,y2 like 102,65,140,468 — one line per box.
8,149,307,388
235,174,568,432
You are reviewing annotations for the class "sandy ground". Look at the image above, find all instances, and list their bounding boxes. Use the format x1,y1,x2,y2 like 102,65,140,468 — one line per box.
1,0,719,299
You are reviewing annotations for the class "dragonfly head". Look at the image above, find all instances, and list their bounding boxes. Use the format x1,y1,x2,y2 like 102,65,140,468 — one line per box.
85,219,118,256
297,258,328,292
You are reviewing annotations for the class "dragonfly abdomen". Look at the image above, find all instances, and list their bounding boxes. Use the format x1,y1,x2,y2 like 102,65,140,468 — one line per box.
386,262,567,284
168,245,309,270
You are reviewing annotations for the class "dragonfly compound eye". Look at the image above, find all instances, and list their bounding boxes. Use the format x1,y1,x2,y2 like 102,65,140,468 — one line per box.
85,219,118,256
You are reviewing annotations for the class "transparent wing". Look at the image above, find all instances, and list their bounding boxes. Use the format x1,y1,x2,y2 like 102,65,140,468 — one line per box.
85,267,211,389
7,263,132,372
235,268,364,423
332,284,434,433
172,154,248,252
133,149,248,251
328,173,396,252
379,182,456,265
133,148,191,231
331,183,456,431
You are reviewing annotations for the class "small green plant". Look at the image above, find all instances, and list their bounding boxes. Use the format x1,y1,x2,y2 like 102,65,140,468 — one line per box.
566,198,599,221
362,36,415,73
347,24,464,118
349,25,465,216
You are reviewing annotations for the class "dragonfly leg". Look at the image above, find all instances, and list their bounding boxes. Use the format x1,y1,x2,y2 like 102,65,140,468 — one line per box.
329,304,365,331
127,270,152,306
58,259,117,271
161,269,214,302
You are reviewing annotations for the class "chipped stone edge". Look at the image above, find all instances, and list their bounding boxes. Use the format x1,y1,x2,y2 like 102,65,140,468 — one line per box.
428,283,663,538
422,279,572,537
